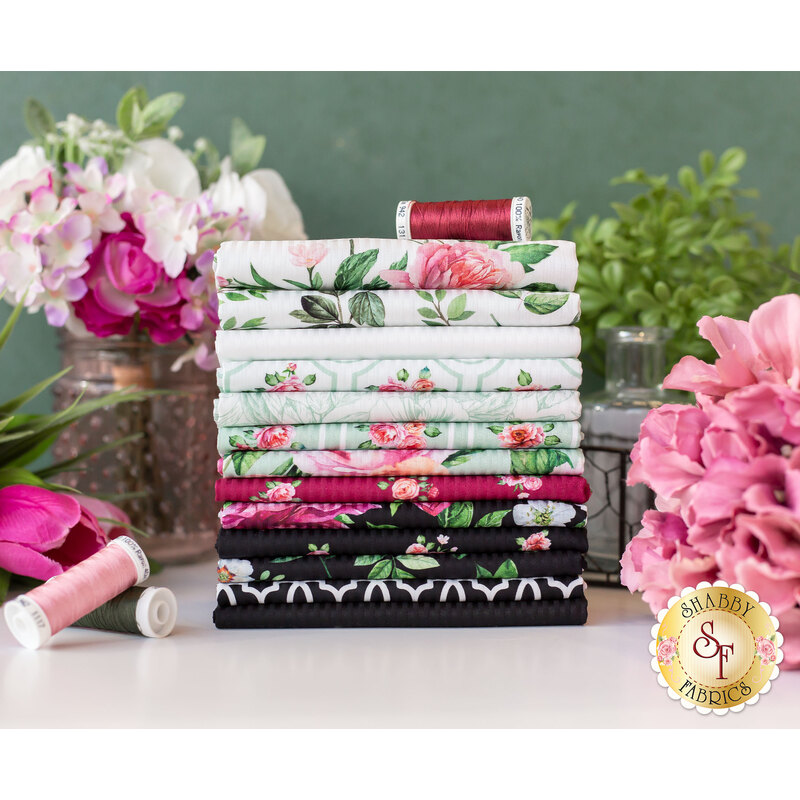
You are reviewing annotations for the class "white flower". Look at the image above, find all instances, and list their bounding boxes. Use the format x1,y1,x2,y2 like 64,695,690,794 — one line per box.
217,559,254,583
120,138,201,201
207,160,306,241
0,145,49,193
512,501,577,528
136,195,198,277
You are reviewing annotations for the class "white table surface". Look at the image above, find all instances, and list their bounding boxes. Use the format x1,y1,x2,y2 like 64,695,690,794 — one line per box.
1,559,798,728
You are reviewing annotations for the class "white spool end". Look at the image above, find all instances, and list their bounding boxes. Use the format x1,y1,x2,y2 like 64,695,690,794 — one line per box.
135,586,178,638
110,535,150,585
510,196,533,241
3,595,52,650
396,200,415,239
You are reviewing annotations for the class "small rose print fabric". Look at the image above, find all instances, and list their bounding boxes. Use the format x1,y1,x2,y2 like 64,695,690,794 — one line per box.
218,447,585,478
217,289,581,330
218,499,588,530
214,474,591,504
216,576,586,606
214,390,581,426
212,597,589,628
217,550,583,583
217,358,582,394
217,420,583,454
215,526,589,558
214,238,578,292
216,326,581,361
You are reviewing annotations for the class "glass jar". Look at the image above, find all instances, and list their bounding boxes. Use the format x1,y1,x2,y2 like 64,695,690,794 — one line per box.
51,332,218,564
581,327,683,580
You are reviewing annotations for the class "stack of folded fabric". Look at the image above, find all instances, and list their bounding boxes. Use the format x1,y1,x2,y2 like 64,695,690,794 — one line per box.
212,237,589,628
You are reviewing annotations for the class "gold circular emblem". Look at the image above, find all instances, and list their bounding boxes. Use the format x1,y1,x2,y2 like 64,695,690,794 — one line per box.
650,581,783,714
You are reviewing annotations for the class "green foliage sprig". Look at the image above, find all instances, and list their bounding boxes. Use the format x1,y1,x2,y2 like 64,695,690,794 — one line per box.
531,148,800,372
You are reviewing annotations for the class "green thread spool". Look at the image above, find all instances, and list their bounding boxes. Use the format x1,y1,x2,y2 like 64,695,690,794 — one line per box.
72,586,178,638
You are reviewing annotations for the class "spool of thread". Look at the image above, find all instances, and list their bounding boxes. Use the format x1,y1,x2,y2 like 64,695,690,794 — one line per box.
3,535,150,649
396,197,533,241
72,585,178,639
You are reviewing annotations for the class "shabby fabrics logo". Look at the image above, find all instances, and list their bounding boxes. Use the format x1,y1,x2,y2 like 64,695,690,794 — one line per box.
650,581,783,715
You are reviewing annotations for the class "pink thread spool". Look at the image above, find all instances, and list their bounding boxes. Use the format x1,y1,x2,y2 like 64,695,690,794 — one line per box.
3,535,149,649
396,197,533,242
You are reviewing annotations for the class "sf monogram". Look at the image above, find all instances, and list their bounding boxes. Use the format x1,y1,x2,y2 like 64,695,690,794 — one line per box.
692,621,734,680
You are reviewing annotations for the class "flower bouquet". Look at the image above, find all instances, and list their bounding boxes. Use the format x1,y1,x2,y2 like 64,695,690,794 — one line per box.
621,293,800,669
0,86,307,561
0,297,143,603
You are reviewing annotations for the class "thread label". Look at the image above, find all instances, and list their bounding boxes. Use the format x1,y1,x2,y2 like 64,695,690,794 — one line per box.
396,200,414,239
510,196,532,242
18,596,49,630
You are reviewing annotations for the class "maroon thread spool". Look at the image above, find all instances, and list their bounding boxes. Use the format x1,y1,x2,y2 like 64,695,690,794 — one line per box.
396,197,533,242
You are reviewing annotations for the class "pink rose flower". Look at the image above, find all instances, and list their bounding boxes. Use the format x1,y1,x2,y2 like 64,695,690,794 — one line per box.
411,378,435,392
255,425,294,449
404,422,426,435
521,532,551,551
287,362,298,371
398,435,426,450
380,241,524,289
268,375,306,392
427,485,440,499
498,423,546,449
756,636,777,664
378,377,409,392
405,542,428,554
657,636,678,664
0,485,113,580
262,483,296,502
392,478,420,500
369,423,405,447
521,476,543,492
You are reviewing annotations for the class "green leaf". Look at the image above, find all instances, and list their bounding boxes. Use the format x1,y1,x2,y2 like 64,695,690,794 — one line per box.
0,568,10,604
396,555,439,570
0,367,71,417
240,317,265,329
335,514,354,524
348,292,385,326
223,292,250,301
446,293,467,320
249,265,282,290
116,86,147,136
300,294,340,323
523,293,569,315
367,559,393,579
437,501,473,528
222,317,237,330
0,467,44,489
23,98,55,139
388,253,408,271
393,568,416,580
376,481,389,490
509,449,570,475
543,435,561,446
333,249,379,290
230,117,266,174
476,510,511,527
424,425,441,437
435,289,447,302
135,92,184,138
269,556,302,563
440,450,474,468
416,290,434,303
268,457,296,476
417,307,439,319
493,559,519,579
288,310,320,324
354,555,382,566
389,501,402,516
397,368,409,382
475,565,493,579
302,374,316,386
230,450,262,476
364,522,399,529
502,243,557,269
0,293,27,352
517,370,532,387
520,282,559,292
35,432,143,480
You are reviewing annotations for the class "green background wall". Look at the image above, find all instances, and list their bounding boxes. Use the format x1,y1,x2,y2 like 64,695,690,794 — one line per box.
1,71,799,411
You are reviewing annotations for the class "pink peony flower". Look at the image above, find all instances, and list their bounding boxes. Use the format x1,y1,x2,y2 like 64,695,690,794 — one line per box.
399,436,426,450
497,423,546,449
405,542,428,554
219,502,379,529
392,478,420,500
411,378,435,391
404,422,426,435
255,425,294,449
292,450,447,477
288,242,327,268
0,485,114,580
369,423,406,447
379,241,524,289
262,483,296,502
657,636,678,665
520,532,551,551
378,377,409,392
